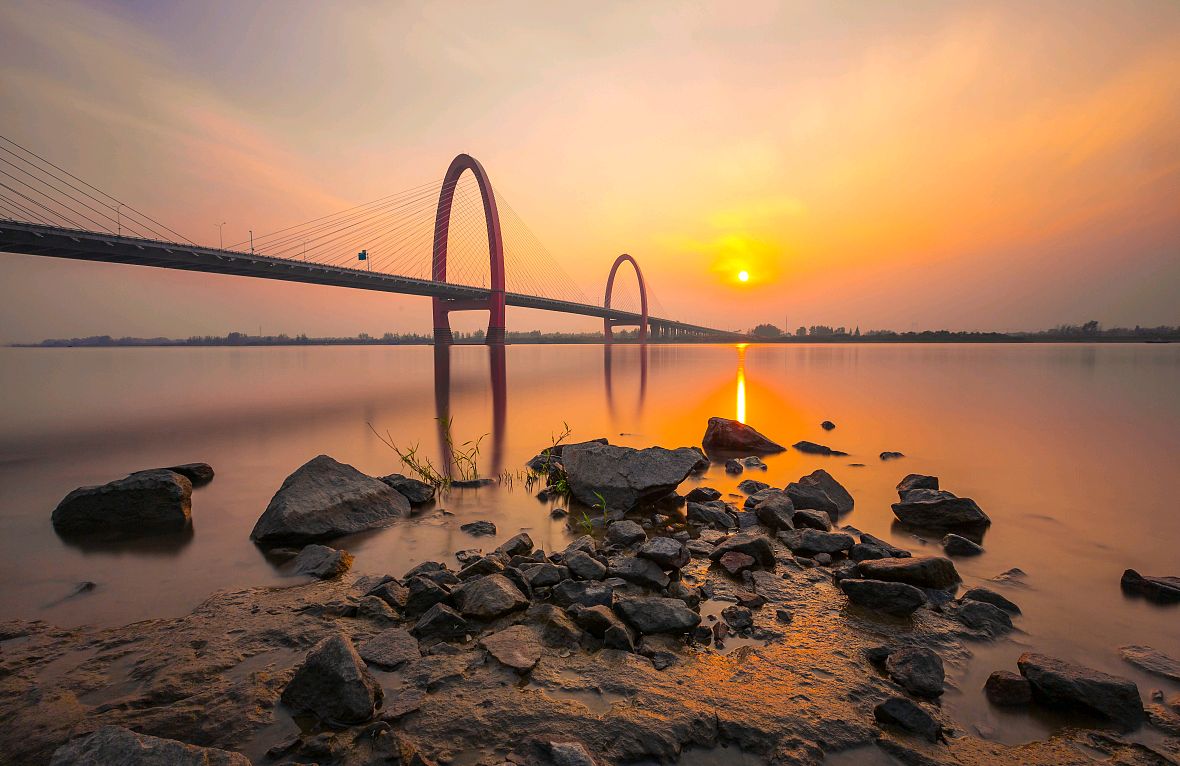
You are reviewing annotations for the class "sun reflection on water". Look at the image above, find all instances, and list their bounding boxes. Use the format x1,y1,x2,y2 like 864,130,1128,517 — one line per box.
735,343,747,423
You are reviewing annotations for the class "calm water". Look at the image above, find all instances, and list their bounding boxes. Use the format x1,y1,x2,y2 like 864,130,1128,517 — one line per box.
1,342,1178,744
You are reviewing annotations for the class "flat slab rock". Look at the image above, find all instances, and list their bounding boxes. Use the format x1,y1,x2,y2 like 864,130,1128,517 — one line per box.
251,455,410,544
1018,651,1144,728
49,725,249,766
1119,644,1180,682
359,627,421,669
480,624,543,671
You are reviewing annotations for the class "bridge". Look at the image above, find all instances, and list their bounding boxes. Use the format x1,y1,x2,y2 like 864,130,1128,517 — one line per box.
0,137,742,343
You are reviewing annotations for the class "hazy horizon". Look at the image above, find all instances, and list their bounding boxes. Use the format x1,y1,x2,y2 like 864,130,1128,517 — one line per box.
2,0,1178,343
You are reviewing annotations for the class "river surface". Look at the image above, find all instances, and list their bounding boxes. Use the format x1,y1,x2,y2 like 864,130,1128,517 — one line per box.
1,342,1178,746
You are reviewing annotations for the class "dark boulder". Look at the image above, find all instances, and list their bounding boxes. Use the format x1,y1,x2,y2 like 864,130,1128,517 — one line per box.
737,478,769,495
608,556,670,590
896,474,938,497
565,551,607,580
954,599,1014,635
165,462,215,485
685,487,721,503
753,494,795,530
251,455,409,545
1121,569,1180,603
458,556,505,580
53,469,192,538
821,420,836,430
1018,652,1144,728
615,597,702,635
724,459,744,474
281,633,383,724
839,579,926,616
403,575,451,616
358,627,420,669
879,451,905,461
495,532,534,557
410,603,470,641
638,537,689,570
780,528,854,556
793,441,847,456
857,556,960,589
562,443,702,512
792,508,832,531
709,532,775,569
874,697,941,742
291,544,353,579
886,647,945,698
605,519,647,547
687,500,737,530
798,469,853,515
551,580,614,609
718,551,756,576
891,489,990,529
526,603,584,648
962,587,1020,614
785,481,839,520
860,533,911,558
942,533,983,556
523,563,569,589
450,574,529,620
985,670,1032,706
571,604,634,649
48,726,249,766
701,417,785,454
380,473,435,505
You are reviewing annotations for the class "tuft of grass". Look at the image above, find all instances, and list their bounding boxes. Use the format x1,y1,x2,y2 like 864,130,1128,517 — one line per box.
368,417,487,491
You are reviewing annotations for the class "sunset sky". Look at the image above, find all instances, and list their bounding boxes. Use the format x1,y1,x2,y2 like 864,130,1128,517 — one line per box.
1,0,1178,341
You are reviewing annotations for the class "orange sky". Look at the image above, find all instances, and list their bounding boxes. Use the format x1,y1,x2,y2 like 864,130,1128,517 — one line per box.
1,0,1178,341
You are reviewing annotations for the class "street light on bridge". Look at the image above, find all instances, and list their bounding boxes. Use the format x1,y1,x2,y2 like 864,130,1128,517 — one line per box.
218,221,226,249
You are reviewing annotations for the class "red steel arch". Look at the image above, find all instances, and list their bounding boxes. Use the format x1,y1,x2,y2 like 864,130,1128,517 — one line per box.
603,253,648,342
432,154,506,344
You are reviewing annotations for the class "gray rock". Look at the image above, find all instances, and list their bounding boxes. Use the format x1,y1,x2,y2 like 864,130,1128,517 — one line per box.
686,539,715,558
290,544,352,580
53,469,192,538
792,508,832,531
571,604,633,649
606,519,647,546
562,443,702,512
724,459,744,474
549,741,599,766
410,603,470,641
962,587,1021,614
954,599,1014,635
879,451,905,461
896,474,938,496
1119,645,1180,683
860,533,912,558
403,575,451,616
562,535,597,557
250,455,409,544
165,462,215,485
709,532,775,569
754,494,795,530
718,551,756,576
886,647,945,698
781,528,854,556
685,487,721,503
523,563,569,588
564,551,607,580
608,556,670,590
495,532,534,557
985,670,1032,706
849,543,890,562
839,579,926,616
701,417,785,454
281,633,383,724
721,605,753,630
874,697,941,742
551,580,614,609
450,574,528,620
460,520,497,536
785,481,839,520
615,597,702,634
798,469,854,515
458,556,505,580
737,478,769,495
891,489,990,529
48,726,249,766
687,500,737,530
821,420,836,430
942,533,983,556
358,627,420,669
480,624,542,672
638,537,689,570
380,473,436,505
1018,652,1144,728
356,595,398,623
1121,569,1180,603
526,603,584,648
857,556,960,589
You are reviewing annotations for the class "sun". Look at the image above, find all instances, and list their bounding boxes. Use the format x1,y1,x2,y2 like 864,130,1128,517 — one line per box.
737,270,749,282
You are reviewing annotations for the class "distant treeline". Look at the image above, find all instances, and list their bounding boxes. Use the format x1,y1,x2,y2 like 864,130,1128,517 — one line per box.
12,322,1179,347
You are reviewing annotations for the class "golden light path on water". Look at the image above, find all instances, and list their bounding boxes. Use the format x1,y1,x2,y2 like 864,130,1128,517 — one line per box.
735,343,747,423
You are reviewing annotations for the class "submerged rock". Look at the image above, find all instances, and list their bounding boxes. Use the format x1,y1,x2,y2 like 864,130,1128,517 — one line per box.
685,487,721,503
53,469,192,538
858,556,960,589
942,533,983,556
281,633,383,724
251,455,409,545
737,478,769,495
1018,652,1144,728
1119,645,1180,682
49,725,249,766
962,587,1021,614
701,417,785,454
380,473,436,505
985,670,1032,706
724,459,744,474
954,600,1013,636
839,579,926,616
1121,569,1180,603
891,489,990,529
460,520,497,536
291,544,353,579
562,443,701,512
792,440,846,456
821,420,836,430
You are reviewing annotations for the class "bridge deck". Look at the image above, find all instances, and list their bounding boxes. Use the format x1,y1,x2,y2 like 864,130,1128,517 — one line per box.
0,221,739,338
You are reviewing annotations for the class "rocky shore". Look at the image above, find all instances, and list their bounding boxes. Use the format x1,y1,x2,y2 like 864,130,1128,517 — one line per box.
3,419,1178,765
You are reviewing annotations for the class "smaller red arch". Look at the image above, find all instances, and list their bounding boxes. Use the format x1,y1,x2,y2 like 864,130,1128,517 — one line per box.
604,253,648,342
